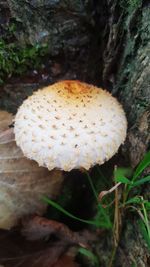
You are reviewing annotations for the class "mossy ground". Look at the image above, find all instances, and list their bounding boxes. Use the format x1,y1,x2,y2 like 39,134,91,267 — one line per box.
0,38,49,84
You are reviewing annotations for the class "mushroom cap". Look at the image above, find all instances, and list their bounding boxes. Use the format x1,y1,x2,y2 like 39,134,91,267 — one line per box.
14,80,127,171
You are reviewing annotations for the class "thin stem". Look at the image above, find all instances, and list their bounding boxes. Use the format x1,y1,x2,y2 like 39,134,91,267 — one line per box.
113,183,120,246
108,246,117,267
98,182,121,202
96,166,109,186
108,182,122,267
85,171,112,228
141,198,150,239
85,171,98,201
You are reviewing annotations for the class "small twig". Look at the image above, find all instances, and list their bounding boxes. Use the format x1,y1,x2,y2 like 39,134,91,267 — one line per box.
98,182,122,202
113,182,121,247
106,178,122,267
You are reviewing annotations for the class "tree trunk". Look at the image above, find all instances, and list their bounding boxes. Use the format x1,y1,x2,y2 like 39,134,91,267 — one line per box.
97,1,150,265
101,0,150,168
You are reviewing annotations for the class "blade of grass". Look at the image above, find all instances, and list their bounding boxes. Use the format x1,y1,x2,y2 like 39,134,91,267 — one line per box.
124,196,142,205
78,247,99,266
131,175,150,187
133,151,150,181
85,171,112,228
42,196,106,228
114,167,132,181
115,176,131,184
96,166,110,186
85,171,98,201
124,151,150,201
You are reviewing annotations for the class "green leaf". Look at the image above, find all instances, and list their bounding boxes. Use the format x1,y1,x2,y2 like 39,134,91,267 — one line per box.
114,167,132,184
125,196,142,205
115,175,131,184
125,198,150,206
78,247,99,266
145,202,150,210
42,196,101,227
85,171,112,229
133,151,150,181
131,176,150,187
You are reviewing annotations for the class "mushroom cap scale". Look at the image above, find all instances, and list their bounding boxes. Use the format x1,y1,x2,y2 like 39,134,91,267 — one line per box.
14,80,127,171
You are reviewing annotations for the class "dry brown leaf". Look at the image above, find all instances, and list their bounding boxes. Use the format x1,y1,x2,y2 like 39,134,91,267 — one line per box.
22,215,87,247
52,255,80,267
0,110,64,229
0,229,69,267
0,216,81,267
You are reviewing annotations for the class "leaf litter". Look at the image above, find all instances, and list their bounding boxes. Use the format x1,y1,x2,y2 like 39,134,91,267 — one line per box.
0,215,81,267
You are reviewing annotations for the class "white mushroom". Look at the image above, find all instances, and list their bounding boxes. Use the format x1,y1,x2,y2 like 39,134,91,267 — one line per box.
0,111,63,230
14,80,127,171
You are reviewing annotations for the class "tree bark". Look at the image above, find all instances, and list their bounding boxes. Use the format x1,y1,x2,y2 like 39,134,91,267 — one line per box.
97,1,150,266
6,0,93,54
94,0,150,168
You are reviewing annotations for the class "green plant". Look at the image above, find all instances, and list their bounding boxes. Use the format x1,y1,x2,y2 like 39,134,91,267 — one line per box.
0,39,49,83
43,151,150,266
114,151,150,249
78,247,99,267
99,151,150,266
43,167,113,230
